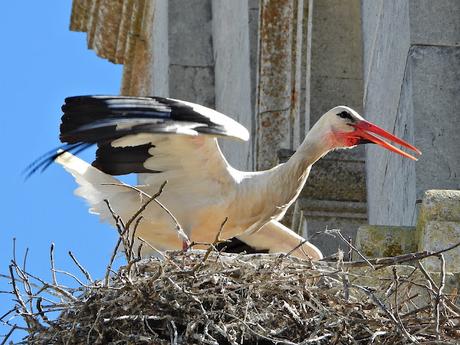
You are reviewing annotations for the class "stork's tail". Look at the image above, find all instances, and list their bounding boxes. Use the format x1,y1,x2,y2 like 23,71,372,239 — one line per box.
54,152,123,216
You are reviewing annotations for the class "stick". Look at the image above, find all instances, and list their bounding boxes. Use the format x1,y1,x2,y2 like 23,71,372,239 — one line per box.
101,182,190,245
68,251,93,283
125,181,167,230
0,324,17,345
352,284,418,343
435,254,446,339
326,229,375,269
50,243,58,286
128,216,144,262
192,218,228,272
104,236,123,287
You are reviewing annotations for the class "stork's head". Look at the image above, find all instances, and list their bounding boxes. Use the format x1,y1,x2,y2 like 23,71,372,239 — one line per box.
318,106,421,160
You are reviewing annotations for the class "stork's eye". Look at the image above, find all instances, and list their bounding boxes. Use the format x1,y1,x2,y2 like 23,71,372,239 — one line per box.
337,111,353,120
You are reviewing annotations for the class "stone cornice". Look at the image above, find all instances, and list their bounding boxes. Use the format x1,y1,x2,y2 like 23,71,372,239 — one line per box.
70,0,154,95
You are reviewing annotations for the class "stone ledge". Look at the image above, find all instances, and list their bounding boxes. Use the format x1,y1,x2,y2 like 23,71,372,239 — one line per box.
70,0,150,64
296,199,367,220
355,225,417,258
348,265,460,308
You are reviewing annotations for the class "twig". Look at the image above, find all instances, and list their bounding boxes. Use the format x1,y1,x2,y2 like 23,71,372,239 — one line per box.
68,251,93,283
36,297,52,326
326,229,375,269
128,216,144,262
50,243,58,286
136,237,164,259
374,241,460,270
103,199,130,259
192,218,228,272
104,236,123,287
352,283,418,344
392,266,410,338
435,254,446,339
347,235,353,262
22,247,29,276
125,181,167,230
417,261,460,316
53,269,86,287
9,264,41,331
342,251,430,268
12,238,17,266
285,239,308,257
168,319,178,345
342,273,350,302
101,182,190,245
103,199,126,236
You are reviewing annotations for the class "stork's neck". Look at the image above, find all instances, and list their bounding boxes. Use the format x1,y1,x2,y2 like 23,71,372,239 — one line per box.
234,122,333,228
288,126,332,171
264,121,333,210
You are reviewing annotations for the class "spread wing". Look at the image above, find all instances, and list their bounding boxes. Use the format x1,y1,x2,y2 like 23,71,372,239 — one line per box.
26,96,249,188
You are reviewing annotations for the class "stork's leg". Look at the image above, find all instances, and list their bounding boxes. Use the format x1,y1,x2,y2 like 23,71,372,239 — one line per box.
182,241,190,251
236,220,323,260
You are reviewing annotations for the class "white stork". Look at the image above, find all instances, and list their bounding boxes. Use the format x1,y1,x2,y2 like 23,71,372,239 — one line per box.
28,96,421,260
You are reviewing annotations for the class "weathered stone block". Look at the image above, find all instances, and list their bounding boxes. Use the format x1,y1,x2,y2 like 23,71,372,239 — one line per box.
410,46,460,199
362,0,415,227
419,221,460,272
168,0,213,66
417,190,460,229
300,152,366,201
417,190,460,272
409,0,460,46
355,225,417,259
310,0,363,80
168,65,215,108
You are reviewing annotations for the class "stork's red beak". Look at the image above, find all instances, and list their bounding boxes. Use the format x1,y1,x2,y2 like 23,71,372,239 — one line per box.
349,120,422,161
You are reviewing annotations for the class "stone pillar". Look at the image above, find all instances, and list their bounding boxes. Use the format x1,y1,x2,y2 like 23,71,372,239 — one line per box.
290,0,367,256
167,0,215,108
212,1,253,170
255,0,305,170
362,0,460,226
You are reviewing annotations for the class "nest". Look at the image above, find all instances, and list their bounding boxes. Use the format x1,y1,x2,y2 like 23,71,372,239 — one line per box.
4,246,460,344
3,190,460,344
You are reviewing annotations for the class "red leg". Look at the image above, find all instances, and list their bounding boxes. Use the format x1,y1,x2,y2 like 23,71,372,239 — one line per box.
182,240,189,251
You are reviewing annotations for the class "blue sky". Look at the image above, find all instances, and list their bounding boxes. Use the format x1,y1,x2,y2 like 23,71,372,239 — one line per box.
0,3,125,341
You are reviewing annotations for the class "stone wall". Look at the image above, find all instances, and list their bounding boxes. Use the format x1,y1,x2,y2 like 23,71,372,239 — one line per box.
362,0,460,226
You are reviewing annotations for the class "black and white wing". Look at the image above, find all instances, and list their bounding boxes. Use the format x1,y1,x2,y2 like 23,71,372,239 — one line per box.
27,95,249,185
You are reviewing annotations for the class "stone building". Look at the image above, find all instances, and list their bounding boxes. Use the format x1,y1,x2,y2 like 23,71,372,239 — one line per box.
70,0,459,257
